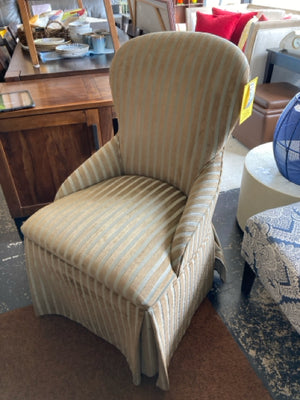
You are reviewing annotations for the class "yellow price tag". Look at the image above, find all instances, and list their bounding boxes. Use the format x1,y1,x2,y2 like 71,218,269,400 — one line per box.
0,28,7,38
239,77,258,125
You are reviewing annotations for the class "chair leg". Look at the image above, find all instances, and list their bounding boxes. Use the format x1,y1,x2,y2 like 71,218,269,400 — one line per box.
241,262,256,296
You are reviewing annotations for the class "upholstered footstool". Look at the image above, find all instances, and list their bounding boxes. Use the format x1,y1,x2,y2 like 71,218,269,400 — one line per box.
232,82,299,149
241,202,300,334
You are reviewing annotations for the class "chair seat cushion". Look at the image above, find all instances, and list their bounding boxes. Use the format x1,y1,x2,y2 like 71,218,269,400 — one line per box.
22,175,187,308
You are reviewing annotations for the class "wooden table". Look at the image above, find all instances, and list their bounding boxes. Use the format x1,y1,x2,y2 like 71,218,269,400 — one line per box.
263,48,300,83
0,73,114,235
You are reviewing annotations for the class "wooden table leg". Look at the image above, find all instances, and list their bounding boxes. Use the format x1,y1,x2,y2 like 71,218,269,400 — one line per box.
17,0,40,68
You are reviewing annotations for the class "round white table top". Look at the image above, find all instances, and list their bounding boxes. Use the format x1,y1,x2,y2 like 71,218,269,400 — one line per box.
245,142,300,197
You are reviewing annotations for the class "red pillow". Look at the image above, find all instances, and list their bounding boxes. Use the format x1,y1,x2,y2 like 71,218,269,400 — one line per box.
195,12,241,40
212,8,257,45
258,14,268,21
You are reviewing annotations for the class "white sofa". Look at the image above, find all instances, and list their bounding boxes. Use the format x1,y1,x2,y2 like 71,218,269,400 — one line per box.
185,4,300,85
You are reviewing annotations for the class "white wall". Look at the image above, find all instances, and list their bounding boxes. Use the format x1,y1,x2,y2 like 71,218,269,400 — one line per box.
251,1,300,12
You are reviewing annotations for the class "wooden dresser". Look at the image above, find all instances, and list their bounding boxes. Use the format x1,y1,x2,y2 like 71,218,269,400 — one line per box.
0,73,114,234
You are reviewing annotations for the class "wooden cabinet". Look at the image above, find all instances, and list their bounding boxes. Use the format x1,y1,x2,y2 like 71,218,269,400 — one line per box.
0,109,102,217
0,73,114,233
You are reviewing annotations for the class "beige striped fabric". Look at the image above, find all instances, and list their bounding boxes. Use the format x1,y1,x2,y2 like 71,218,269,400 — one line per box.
22,32,249,391
55,135,123,200
24,176,185,307
110,31,249,195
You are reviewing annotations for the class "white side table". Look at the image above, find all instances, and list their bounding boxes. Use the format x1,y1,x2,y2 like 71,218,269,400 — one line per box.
236,142,300,231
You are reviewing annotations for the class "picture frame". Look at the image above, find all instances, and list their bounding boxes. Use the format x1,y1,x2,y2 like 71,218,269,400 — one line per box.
128,0,176,34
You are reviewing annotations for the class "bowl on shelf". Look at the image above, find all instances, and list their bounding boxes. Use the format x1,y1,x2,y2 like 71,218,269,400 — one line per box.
55,43,89,58
68,21,92,43
34,37,66,51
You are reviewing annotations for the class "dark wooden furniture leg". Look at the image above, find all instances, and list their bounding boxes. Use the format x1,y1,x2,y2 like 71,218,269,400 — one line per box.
263,50,274,83
14,217,28,241
241,262,256,296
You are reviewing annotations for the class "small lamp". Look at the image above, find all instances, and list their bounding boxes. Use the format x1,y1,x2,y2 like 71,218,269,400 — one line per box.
273,92,300,185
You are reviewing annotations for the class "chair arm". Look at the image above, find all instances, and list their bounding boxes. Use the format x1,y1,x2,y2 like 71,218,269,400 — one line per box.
55,134,123,200
171,152,225,277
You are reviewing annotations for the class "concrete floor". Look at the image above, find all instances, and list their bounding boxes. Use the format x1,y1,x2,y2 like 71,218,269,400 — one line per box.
220,135,249,192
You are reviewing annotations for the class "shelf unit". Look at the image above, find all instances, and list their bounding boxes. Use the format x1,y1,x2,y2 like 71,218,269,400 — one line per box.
17,0,120,67
174,0,204,23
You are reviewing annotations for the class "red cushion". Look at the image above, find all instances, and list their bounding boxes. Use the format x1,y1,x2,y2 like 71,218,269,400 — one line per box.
258,14,268,21
195,12,241,40
212,8,257,45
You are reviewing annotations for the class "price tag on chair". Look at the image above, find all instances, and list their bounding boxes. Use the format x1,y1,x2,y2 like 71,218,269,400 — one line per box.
239,77,258,125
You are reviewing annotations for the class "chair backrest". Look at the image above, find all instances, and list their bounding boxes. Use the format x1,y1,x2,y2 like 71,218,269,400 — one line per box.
110,32,249,195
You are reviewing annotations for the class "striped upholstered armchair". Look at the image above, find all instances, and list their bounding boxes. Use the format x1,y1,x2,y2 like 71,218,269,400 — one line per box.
22,32,249,390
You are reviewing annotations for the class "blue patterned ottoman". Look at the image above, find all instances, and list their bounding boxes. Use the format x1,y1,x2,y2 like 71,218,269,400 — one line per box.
241,202,300,334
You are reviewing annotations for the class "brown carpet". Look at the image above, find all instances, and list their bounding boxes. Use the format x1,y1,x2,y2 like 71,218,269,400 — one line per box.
1,298,272,400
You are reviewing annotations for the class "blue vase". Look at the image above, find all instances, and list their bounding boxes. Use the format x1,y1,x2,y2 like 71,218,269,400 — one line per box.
273,92,300,185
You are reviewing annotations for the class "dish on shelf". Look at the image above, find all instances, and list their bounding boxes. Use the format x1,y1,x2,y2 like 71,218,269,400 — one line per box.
68,21,92,43
34,37,66,51
55,43,89,58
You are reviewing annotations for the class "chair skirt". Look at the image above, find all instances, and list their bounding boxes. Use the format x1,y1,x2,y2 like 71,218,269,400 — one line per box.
23,175,216,390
